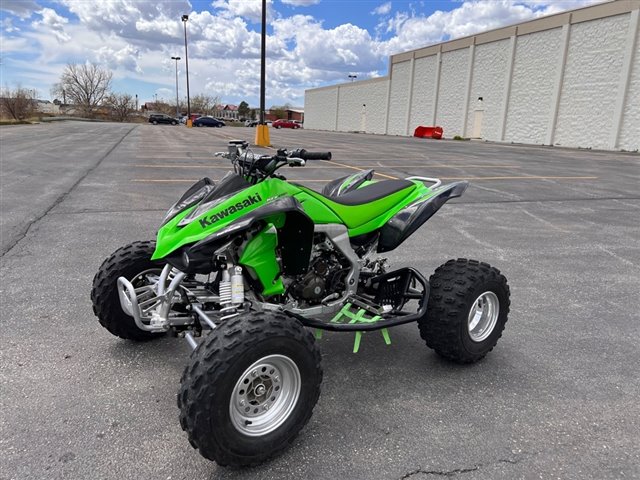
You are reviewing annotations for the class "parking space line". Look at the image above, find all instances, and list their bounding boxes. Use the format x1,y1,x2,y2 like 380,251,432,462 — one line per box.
321,159,398,179
133,163,523,169
134,164,354,169
130,179,333,183
436,175,598,181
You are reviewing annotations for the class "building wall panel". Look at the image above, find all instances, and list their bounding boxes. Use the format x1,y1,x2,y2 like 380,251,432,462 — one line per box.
387,61,411,135
336,80,388,134
303,87,338,131
409,55,437,132
466,39,511,141
555,14,630,149
616,16,640,152
505,28,562,145
436,48,468,137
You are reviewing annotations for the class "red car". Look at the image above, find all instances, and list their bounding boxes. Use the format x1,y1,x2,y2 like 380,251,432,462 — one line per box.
272,119,302,129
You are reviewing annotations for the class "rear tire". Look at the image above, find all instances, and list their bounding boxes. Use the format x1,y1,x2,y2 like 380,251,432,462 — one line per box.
418,258,510,363
178,312,322,467
91,241,165,341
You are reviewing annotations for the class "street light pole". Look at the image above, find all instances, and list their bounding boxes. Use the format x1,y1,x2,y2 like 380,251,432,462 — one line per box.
171,56,181,118
255,0,270,146
182,14,192,127
348,74,357,82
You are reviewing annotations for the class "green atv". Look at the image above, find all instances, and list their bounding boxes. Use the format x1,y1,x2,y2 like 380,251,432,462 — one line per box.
91,140,510,467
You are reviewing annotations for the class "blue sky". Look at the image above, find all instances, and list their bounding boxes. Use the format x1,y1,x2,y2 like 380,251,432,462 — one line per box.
1,0,599,107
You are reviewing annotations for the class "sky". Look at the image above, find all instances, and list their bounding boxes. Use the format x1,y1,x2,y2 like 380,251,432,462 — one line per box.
0,0,601,107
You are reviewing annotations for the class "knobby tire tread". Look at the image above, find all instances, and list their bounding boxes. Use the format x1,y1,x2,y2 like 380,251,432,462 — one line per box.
90,240,162,341
419,258,510,363
178,311,322,467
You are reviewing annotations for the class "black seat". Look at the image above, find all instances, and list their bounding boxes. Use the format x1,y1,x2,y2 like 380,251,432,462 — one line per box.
322,179,415,206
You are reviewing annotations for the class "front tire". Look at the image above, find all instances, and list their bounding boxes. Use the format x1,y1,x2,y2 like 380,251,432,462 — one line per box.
178,312,322,467
91,241,165,341
418,258,510,363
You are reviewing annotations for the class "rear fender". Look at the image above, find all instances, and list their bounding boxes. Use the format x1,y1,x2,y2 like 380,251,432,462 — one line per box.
377,181,468,253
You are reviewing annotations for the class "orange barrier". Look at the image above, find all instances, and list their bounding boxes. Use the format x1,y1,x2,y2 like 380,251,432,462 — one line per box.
414,126,443,139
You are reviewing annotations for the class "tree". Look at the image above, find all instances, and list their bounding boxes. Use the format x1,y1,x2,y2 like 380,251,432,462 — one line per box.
270,105,287,119
52,63,112,117
104,93,134,122
237,101,250,119
191,94,220,115
0,86,35,120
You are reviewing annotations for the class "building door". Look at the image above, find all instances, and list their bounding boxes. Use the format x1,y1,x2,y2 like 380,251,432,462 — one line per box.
472,98,484,138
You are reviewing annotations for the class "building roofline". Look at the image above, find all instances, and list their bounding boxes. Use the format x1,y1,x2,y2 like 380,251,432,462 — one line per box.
390,0,637,64
306,0,637,94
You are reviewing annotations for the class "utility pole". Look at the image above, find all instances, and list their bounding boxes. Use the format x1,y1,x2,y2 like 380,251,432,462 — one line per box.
255,0,270,146
171,56,181,118
182,14,192,127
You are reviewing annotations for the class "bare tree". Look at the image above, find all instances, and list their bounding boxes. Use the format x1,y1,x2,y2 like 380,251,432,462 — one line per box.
104,93,134,122
0,86,35,121
191,94,220,115
52,63,112,117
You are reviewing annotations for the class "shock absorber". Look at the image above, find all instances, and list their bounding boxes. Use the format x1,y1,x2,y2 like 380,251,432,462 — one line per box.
230,266,244,304
219,268,232,305
219,265,244,319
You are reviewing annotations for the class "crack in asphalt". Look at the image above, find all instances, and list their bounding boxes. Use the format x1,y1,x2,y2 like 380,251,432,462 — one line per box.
0,125,138,258
398,455,529,479
399,466,479,479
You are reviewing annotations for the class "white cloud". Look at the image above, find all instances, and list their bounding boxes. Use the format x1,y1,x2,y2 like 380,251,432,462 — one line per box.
0,0,40,19
32,7,70,42
2,17,20,32
212,0,274,23
96,44,141,72
372,2,392,16
281,0,321,6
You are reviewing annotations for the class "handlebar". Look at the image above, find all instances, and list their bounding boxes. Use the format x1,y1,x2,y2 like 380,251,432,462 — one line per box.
219,141,333,181
290,149,332,161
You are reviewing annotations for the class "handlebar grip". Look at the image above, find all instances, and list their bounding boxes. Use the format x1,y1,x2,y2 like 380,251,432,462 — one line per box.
298,150,332,161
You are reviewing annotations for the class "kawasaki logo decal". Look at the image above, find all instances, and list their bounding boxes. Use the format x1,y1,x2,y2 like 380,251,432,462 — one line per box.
198,194,262,228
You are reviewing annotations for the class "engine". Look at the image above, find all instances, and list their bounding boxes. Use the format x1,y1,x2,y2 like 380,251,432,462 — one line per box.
290,236,348,305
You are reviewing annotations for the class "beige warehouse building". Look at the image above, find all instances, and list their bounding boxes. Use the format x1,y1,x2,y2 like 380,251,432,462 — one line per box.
304,0,639,151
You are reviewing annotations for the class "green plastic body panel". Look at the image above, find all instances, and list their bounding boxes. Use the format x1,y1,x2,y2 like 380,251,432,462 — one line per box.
298,185,417,229
152,179,299,260
152,176,435,261
238,225,284,296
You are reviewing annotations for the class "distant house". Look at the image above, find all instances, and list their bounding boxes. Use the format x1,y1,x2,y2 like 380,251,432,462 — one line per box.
35,100,60,114
213,104,239,120
265,108,304,122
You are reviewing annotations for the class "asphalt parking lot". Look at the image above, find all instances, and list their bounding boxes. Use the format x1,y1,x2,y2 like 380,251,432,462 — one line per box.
1,121,639,480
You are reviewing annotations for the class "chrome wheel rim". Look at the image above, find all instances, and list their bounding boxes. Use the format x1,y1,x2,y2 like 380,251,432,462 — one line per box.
230,354,301,437
467,291,500,342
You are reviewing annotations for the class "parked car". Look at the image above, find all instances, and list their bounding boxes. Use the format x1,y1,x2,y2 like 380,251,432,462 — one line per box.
193,117,224,128
245,119,258,127
148,114,179,125
272,119,301,129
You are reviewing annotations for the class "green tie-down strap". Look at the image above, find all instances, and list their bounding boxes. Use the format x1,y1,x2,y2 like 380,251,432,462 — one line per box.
316,302,391,353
